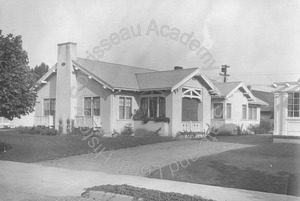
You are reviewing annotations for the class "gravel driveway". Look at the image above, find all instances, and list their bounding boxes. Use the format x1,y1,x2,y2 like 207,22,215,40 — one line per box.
38,139,255,177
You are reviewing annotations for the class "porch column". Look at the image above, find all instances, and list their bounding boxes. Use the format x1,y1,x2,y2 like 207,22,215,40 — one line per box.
166,88,182,137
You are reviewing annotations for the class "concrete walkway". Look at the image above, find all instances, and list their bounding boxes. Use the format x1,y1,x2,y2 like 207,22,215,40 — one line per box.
0,160,299,201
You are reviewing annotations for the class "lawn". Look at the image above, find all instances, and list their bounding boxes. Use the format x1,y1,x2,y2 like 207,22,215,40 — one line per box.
149,135,300,196
0,130,175,163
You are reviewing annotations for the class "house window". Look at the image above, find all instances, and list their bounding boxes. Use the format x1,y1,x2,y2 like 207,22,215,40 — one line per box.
140,97,166,118
226,103,232,119
44,98,55,116
84,97,100,116
288,92,300,117
93,97,100,116
84,97,92,116
119,97,132,119
213,103,223,119
248,106,257,120
242,104,247,119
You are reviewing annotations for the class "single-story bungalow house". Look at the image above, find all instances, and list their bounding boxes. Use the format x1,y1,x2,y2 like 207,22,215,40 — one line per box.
273,79,300,137
34,42,220,137
211,81,268,133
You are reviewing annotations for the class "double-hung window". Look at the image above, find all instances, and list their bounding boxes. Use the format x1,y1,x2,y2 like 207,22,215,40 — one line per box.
242,104,247,119
119,97,132,119
226,103,232,119
44,98,55,116
248,106,257,120
84,97,100,116
213,103,223,119
288,92,300,117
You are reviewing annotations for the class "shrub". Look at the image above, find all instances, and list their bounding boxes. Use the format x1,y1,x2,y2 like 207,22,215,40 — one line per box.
216,129,232,136
133,109,170,124
82,184,209,201
120,123,134,136
17,126,58,136
260,118,273,133
248,124,266,134
58,118,63,134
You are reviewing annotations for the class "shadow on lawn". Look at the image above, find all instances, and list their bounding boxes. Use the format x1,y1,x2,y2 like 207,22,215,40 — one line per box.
211,160,300,196
149,142,300,197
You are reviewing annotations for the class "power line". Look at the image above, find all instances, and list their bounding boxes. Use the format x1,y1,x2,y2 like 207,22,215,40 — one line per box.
219,65,230,83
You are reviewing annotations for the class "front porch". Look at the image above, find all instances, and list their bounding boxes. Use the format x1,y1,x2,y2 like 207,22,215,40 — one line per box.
34,115,54,127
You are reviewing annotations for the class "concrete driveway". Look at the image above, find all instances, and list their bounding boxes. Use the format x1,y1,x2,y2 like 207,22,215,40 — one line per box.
38,139,255,177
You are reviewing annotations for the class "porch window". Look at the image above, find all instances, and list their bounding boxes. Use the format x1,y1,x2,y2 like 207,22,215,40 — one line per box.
119,97,132,119
226,103,232,119
213,103,223,119
242,104,247,119
84,97,100,116
140,97,166,118
248,106,257,120
44,98,55,116
288,92,300,117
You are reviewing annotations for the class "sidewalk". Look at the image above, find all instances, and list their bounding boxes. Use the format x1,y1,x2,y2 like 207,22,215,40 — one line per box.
0,160,299,201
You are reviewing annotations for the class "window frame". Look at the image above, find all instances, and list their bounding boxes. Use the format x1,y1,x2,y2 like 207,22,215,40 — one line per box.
288,92,300,118
226,103,232,119
213,102,224,119
118,96,132,120
83,96,101,116
248,106,257,120
44,98,55,116
242,104,247,120
139,94,166,118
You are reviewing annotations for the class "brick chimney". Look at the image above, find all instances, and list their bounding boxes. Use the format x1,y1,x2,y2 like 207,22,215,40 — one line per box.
55,42,77,132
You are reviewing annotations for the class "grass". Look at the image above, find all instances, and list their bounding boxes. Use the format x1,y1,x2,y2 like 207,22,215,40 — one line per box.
82,184,214,201
149,137,300,196
0,130,175,163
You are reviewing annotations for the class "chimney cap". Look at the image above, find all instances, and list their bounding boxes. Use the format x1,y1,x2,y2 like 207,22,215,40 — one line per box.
57,42,77,46
174,66,183,70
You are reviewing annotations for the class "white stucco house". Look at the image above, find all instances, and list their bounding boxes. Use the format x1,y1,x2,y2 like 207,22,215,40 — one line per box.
33,42,220,137
211,81,268,132
273,80,300,137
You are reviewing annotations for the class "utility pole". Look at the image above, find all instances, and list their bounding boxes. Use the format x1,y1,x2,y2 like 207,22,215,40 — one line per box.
220,65,230,83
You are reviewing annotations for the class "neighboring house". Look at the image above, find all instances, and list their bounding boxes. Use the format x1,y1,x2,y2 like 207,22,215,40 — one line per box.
273,79,300,137
34,42,220,137
211,82,268,132
251,89,274,119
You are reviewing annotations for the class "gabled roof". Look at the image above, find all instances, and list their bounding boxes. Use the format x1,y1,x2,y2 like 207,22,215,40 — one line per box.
213,82,242,97
136,68,195,90
72,58,218,93
251,90,273,111
74,58,156,91
36,57,219,94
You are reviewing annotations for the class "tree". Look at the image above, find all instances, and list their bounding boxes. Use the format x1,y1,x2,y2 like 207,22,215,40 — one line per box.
0,33,36,120
30,62,49,83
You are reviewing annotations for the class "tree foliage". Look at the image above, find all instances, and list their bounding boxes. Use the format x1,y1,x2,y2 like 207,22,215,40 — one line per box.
0,33,36,120
30,62,49,83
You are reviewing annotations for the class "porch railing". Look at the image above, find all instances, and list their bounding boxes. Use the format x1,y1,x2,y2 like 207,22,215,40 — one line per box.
35,115,54,127
74,116,102,128
181,121,203,132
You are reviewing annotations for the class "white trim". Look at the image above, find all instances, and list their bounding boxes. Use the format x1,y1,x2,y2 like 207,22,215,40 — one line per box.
212,102,224,120
182,87,202,101
36,64,57,85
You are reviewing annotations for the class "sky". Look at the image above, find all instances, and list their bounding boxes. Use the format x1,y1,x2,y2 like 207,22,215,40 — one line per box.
0,0,299,91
